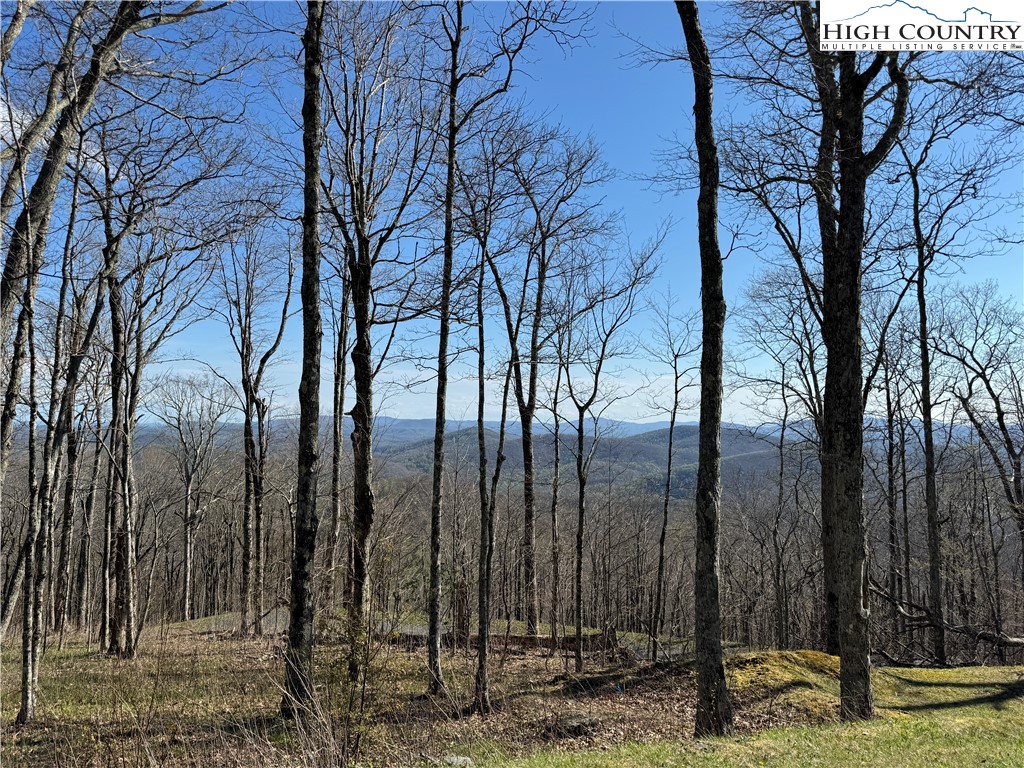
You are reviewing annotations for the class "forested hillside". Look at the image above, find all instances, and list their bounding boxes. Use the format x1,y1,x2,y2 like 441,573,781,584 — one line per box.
2,1,1023,765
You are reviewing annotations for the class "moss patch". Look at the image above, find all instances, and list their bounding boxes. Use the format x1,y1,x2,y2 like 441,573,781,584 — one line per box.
727,650,841,724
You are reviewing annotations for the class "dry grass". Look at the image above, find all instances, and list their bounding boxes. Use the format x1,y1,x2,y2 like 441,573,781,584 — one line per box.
3,627,1023,767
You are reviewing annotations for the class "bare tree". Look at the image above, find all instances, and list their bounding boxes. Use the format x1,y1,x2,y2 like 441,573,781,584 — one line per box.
454,114,521,713
422,0,584,696
677,0,734,737
322,264,350,615
643,294,699,662
705,2,911,719
484,122,609,637
14,253,41,724
1,1,227,505
804,25,909,720
80,82,238,660
105,229,218,659
281,0,324,719
936,284,1024,543
10,46,236,720
891,73,1018,663
147,373,232,622
560,240,656,673
319,0,437,685
214,221,293,637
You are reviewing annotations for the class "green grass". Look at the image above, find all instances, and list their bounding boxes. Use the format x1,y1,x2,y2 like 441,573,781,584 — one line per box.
491,659,1024,768
4,631,1024,767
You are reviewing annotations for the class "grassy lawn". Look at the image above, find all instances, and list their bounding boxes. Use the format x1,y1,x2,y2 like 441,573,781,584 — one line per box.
2,628,1022,766
496,660,1024,768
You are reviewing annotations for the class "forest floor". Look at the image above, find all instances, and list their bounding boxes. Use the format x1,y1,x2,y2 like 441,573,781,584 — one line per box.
2,618,1023,766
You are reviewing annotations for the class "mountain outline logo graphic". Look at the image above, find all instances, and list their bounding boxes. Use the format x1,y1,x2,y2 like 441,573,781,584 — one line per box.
819,0,1023,50
833,1,1017,24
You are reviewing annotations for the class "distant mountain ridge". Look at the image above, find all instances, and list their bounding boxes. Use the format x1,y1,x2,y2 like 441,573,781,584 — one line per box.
368,420,779,496
131,415,779,497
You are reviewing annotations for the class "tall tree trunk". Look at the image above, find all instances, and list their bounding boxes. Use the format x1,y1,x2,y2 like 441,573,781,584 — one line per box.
16,280,41,724
0,271,32,541
652,361,679,662
241,391,256,635
326,280,350,612
474,259,492,714
899,416,914,652
282,0,324,718
41,158,81,644
347,243,374,684
427,2,463,695
254,399,269,635
677,0,734,737
772,394,790,650
822,49,906,721
55,424,80,647
883,356,902,641
518,418,540,634
910,170,946,664
107,273,137,660
800,3,908,717
514,256,549,638
485,257,545,640
573,412,587,673
791,5,845,657
473,258,510,715
549,366,562,651
74,415,103,630
183,488,193,621
99,428,115,653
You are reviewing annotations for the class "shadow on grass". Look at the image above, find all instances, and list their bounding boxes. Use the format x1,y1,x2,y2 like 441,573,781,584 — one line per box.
889,675,1024,713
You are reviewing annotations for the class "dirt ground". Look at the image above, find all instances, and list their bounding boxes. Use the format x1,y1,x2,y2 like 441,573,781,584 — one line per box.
1,625,842,767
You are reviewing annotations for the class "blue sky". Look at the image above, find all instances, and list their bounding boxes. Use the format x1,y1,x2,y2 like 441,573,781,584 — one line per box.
167,1,1023,425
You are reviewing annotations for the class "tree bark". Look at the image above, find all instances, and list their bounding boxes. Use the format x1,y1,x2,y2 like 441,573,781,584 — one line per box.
821,66,873,720
282,0,324,718
822,49,906,721
106,268,138,660
573,411,587,674
99,428,115,653
677,0,734,738
54,424,80,647
910,167,946,664
427,1,464,696
254,399,269,635
549,365,563,651
183,487,194,622
326,279,350,612
798,2,908,717
74,414,103,630
652,358,679,662
346,246,375,683
772,394,790,650
16,279,40,724
241,395,256,635
883,354,902,641
473,254,510,714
